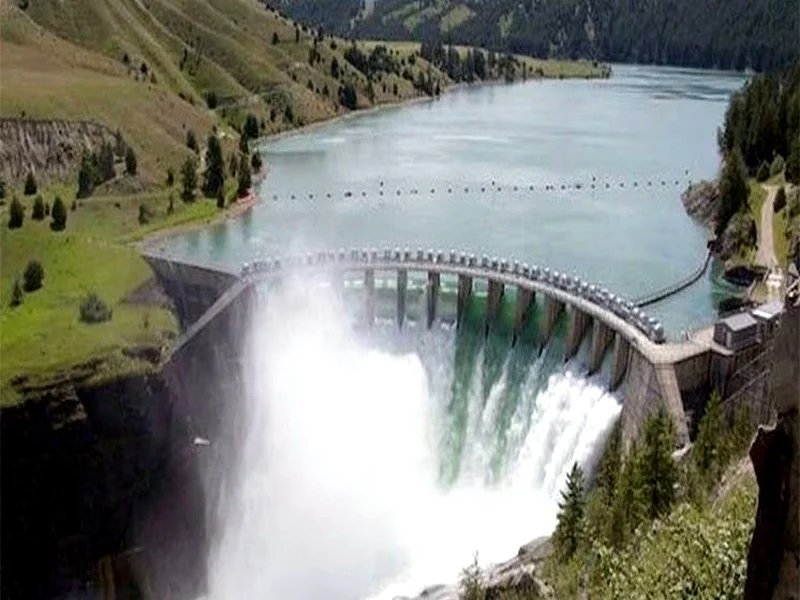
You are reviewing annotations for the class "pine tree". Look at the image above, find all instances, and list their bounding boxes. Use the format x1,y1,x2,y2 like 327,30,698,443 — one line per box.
694,391,731,484
229,153,238,178
251,151,263,174
186,129,199,153
8,195,24,229
717,148,749,234
203,134,225,198
243,113,259,141
786,136,800,185
237,153,252,197
98,141,116,182
114,129,127,156
553,462,586,560
609,444,646,548
181,155,198,202
640,409,678,520
272,32,279,45
10,278,23,307
24,171,37,195
31,195,45,220
51,196,67,231
0,177,6,199
596,421,622,500
125,146,138,175
166,166,175,187
77,152,95,198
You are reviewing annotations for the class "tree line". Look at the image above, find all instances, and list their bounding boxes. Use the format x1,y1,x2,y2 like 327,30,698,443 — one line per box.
719,60,800,184
280,0,799,73
546,392,753,597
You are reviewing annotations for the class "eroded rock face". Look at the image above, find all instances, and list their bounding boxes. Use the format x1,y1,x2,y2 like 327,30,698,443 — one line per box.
0,118,115,184
744,294,800,600
681,180,720,229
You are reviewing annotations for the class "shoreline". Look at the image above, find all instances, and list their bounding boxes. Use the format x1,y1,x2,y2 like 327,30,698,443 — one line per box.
137,68,612,249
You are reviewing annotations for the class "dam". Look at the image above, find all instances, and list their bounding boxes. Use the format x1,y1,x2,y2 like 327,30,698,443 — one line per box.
146,246,777,469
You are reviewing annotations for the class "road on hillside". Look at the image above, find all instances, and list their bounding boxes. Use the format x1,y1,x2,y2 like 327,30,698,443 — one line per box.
757,185,779,269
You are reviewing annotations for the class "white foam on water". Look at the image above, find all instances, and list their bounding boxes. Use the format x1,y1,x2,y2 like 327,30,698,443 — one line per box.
207,274,620,600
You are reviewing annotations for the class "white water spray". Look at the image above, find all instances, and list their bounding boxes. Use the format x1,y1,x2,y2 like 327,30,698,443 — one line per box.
207,274,620,599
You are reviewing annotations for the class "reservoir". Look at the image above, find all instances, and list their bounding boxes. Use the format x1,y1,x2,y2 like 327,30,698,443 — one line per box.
160,64,747,336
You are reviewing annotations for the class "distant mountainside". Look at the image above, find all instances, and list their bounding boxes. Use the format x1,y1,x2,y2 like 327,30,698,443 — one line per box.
277,0,799,72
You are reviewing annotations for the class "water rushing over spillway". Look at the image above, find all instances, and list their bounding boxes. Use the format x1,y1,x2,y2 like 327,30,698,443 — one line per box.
207,276,620,599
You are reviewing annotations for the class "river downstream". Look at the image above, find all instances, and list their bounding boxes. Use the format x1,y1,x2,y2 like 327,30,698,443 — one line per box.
159,64,747,336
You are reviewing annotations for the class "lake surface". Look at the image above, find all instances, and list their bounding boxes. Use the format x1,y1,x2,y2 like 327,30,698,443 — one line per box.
159,64,747,336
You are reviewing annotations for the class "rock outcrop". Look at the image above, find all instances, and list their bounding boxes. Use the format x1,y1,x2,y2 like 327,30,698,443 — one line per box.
405,538,553,600
681,180,720,229
0,118,115,184
744,290,800,599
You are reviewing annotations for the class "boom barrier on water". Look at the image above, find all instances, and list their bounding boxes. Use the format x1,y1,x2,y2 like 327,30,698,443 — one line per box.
264,172,694,202
633,251,712,308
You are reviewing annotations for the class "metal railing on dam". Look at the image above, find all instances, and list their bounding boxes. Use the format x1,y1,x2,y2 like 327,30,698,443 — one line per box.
240,247,668,347
147,246,735,451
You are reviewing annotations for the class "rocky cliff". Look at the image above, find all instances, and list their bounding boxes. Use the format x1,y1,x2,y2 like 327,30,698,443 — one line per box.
0,375,206,600
0,118,115,184
745,290,800,599
681,180,721,229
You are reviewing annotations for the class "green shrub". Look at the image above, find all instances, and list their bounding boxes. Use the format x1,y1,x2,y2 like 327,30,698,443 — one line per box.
459,553,485,600
23,260,44,292
31,195,45,220
51,196,67,231
24,171,37,195
8,195,24,229
137,204,152,225
588,482,756,599
166,166,175,187
770,154,785,177
755,161,770,182
79,292,113,323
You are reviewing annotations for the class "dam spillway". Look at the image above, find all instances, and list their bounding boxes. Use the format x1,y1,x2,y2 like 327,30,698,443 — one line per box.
205,273,621,599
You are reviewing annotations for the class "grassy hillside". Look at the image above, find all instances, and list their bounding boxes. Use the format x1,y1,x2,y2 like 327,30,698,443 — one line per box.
0,0,445,185
0,175,245,405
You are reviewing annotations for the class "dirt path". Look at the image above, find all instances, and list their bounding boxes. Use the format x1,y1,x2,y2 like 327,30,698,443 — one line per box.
756,185,779,269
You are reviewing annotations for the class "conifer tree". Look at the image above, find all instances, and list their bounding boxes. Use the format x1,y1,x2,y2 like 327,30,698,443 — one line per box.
553,462,586,560
640,409,678,520
203,134,225,198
